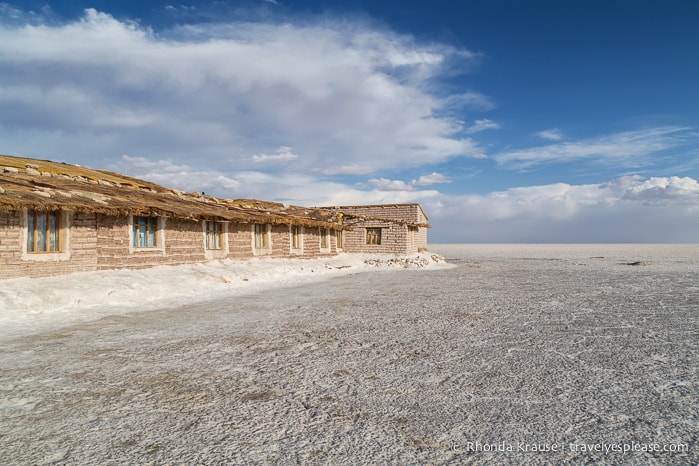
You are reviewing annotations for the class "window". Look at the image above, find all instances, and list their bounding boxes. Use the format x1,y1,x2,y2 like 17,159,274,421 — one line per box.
336,230,344,249
320,228,329,249
254,223,268,249
205,221,224,250
133,216,158,248
27,210,61,253
291,225,302,250
366,228,382,245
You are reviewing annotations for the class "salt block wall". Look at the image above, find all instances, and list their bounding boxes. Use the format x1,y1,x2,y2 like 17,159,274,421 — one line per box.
95,215,207,270
162,218,209,266
1,204,423,279
340,204,427,225
70,212,100,269
226,224,336,259
0,210,99,279
344,221,412,255
0,210,28,279
270,224,291,258
413,226,428,252
337,204,428,255
284,226,337,258
228,223,254,259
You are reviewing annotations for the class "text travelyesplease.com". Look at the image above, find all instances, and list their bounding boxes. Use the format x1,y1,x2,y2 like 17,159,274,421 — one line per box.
457,441,689,454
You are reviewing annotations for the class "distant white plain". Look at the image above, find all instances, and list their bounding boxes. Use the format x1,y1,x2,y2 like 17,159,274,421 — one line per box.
1,244,696,464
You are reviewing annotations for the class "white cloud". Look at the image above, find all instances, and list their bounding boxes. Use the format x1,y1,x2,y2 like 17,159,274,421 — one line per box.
442,92,495,112
495,127,692,169
251,146,299,163
119,155,191,174
322,164,376,176
369,178,414,191
427,175,699,242
413,172,451,186
369,172,451,191
461,175,699,220
536,128,563,141
115,156,241,193
466,119,500,134
0,2,51,25
622,176,699,203
0,8,485,174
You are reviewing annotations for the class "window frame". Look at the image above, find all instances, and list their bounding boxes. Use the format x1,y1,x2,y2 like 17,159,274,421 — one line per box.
366,228,382,245
253,223,272,255
319,227,329,250
26,209,62,253
290,225,303,253
336,230,344,250
254,223,268,249
132,215,159,249
205,221,224,250
22,209,71,262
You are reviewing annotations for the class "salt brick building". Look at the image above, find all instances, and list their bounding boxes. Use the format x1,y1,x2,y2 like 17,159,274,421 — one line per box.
0,155,430,279
326,204,429,256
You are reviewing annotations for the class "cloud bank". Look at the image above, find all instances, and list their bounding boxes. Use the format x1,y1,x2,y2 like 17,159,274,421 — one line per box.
427,175,699,242
0,8,482,173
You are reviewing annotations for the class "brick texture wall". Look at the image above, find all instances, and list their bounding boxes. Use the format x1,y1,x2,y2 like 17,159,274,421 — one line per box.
340,204,428,225
0,210,98,279
228,223,254,259
95,215,208,270
0,211,23,278
338,204,428,255
1,204,425,279
342,221,411,255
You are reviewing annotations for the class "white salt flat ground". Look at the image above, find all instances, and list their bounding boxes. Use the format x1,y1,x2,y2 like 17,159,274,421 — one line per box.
0,245,697,465
0,253,448,340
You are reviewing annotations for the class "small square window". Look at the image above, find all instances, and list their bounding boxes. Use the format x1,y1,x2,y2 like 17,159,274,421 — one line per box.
320,228,329,249
366,228,382,245
133,216,158,248
27,209,61,253
254,223,269,249
205,221,224,250
336,230,344,249
291,226,302,249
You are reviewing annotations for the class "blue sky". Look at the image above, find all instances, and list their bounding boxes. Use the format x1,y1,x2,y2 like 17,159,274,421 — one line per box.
1,0,698,242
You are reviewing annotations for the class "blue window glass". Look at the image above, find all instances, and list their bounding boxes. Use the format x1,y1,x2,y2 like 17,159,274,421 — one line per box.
205,221,223,250
133,216,158,248
27,210,61,253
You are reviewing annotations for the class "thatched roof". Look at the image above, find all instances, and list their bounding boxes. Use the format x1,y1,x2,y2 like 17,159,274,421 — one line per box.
322,204,431,228
0,155,345,229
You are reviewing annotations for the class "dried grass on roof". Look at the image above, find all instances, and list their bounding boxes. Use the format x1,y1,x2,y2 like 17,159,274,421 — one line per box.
0,155,345,229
